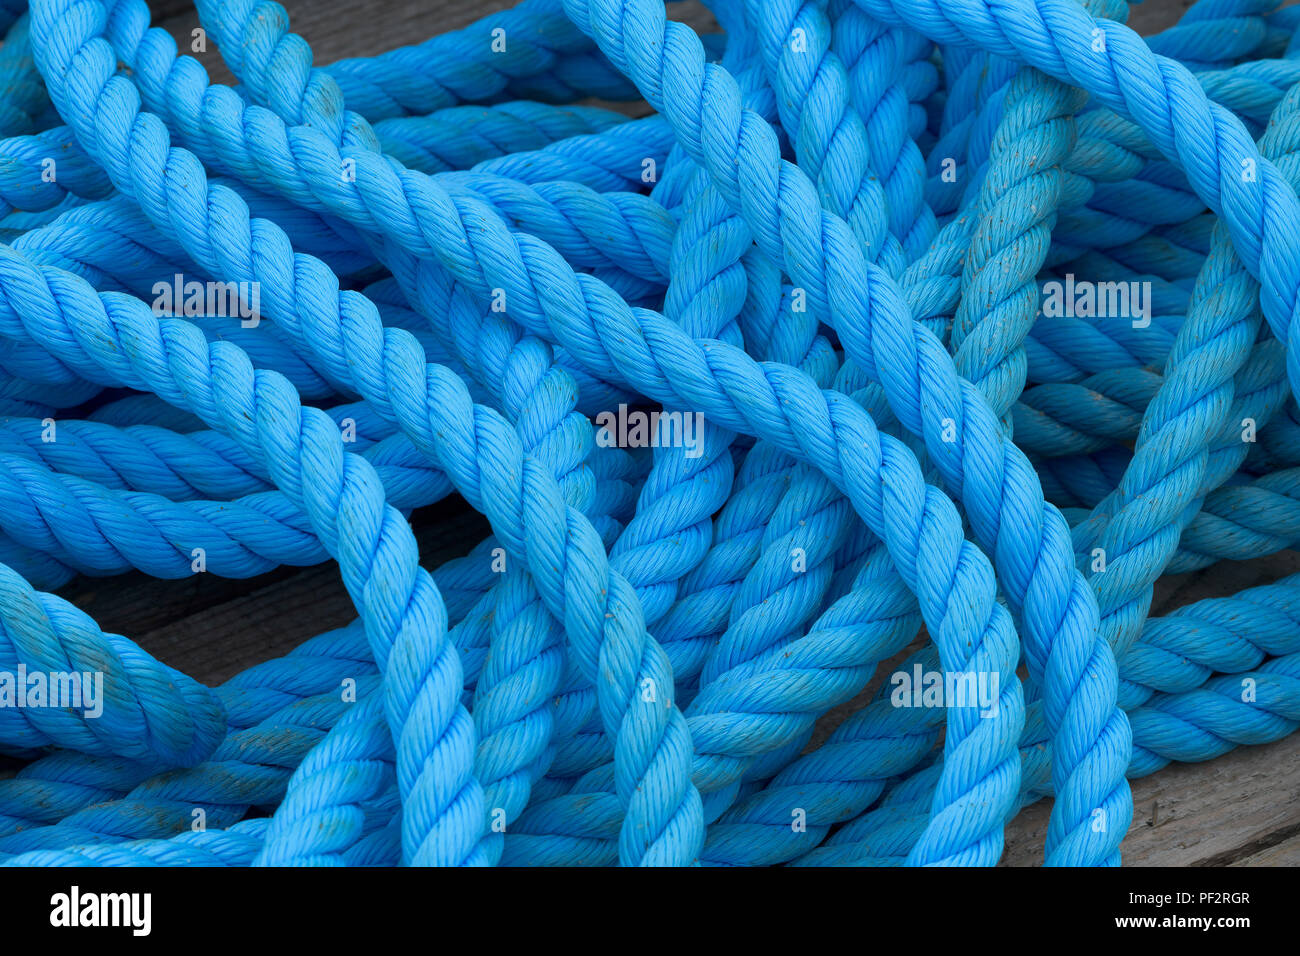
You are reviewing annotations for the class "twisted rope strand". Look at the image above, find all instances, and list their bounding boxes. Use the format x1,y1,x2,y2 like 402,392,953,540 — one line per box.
0,0,1292,870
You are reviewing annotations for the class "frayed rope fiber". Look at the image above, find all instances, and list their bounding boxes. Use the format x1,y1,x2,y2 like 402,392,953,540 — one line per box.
0,0,1295,866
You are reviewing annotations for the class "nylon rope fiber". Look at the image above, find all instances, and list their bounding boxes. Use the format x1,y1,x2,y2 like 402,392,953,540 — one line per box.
0,0,1290,866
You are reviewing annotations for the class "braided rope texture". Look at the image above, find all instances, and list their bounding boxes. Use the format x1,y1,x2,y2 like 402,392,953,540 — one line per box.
0,0,1288,866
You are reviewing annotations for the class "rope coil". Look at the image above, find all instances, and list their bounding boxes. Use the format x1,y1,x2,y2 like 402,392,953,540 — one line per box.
0,0,1291,865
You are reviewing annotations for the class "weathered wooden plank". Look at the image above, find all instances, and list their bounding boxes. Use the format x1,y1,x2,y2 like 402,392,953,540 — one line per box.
1002,731,1300,866
1229,832,1300,867
998,551,1300,864
66,500,489,683
152,0,1189,72
158,0,721,91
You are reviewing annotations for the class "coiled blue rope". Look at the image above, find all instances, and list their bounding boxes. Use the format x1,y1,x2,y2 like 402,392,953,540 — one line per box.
0,0,1291,866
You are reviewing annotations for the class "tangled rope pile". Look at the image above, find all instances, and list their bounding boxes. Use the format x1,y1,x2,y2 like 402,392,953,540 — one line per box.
0,0,1296,867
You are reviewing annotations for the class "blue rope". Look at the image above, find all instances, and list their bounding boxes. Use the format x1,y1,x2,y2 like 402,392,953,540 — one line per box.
0,0,1289,867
